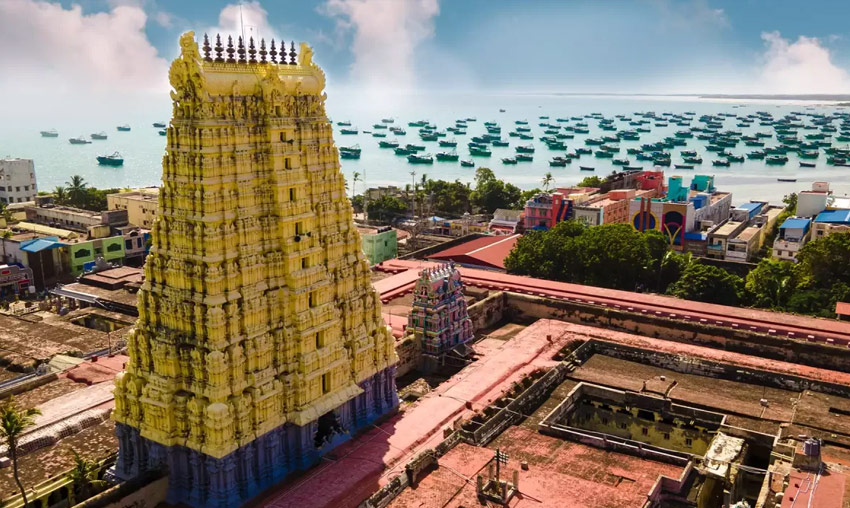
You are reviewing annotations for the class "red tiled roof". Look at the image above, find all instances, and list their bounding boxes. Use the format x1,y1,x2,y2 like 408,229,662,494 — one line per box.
426,234,520,270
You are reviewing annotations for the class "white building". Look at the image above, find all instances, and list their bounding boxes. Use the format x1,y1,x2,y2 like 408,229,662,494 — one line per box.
0,158,37,204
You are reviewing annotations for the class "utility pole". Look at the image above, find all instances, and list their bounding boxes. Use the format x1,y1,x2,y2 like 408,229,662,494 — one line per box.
409,170,417,220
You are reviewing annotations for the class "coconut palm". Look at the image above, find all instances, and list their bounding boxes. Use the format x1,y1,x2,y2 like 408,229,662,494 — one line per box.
0,397,40,507
69,450,107,502
53,186,67,205
541,172,554,192
352,171,360,200
65,176,88,207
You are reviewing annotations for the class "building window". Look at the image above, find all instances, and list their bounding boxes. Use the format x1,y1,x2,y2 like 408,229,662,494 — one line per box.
295,222,303,235
125,240,133,249
601,417,608,425
301,257,308,269
663,433,670,440
641,428,649,436
322,373,330,394
285,158,292,170
309,291,317,308
618,422,627,429
15,187,20,192
316,331,323,349
289,188,295,201
685,438,693,447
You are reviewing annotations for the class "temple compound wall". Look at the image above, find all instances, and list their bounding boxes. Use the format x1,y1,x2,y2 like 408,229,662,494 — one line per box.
111,32,398,507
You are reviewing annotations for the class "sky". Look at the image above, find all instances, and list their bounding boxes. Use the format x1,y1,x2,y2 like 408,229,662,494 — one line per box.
1,0,850,119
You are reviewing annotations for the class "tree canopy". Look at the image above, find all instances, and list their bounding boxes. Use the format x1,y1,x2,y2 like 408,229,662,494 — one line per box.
366,195,409,221
470,168,523,213
667,263,744,306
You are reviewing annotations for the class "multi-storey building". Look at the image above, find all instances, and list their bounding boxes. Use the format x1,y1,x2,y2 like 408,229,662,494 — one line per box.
773,217,812,262
0,158,37,204
107,188,159,228
111,32,398,507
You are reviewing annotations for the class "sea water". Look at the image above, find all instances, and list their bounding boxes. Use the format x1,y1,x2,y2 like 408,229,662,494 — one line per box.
2,91,849,204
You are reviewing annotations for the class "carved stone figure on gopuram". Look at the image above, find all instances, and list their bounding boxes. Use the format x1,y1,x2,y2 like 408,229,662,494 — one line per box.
111,31,398,508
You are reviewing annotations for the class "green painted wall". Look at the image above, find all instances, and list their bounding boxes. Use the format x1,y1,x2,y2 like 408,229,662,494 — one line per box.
362,229,397,265
69,236,125,274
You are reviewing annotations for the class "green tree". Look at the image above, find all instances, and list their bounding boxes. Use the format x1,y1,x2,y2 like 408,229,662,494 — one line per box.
782,192,798,215
519,188,542,204
577,175,603,188
69,450,107,502
667,263,744,306
796,232,850,289
65,175,88,207
53,186,67,205
745,258,797,309
471,167,523,213
0,397,40,507
351,171,360,200
541,172,554,192
421,179,472,217
367,195,409,222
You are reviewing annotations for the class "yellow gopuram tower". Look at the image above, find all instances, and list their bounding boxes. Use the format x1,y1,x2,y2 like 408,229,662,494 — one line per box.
112,32,398,507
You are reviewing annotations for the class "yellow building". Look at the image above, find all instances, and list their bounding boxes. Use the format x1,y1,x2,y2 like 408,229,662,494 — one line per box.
107,188,159,228
112,32,398,507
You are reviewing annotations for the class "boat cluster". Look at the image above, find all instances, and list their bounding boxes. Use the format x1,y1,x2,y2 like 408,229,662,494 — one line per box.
40,121,170,167
335,108,850,178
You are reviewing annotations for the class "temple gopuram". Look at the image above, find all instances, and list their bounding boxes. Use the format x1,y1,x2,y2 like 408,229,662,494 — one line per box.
406,263,474,371
111,32,398,507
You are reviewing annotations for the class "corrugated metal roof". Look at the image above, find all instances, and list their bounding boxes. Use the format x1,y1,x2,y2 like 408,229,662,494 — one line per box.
779,218,811,230
815,209,850,224
20,237,66,253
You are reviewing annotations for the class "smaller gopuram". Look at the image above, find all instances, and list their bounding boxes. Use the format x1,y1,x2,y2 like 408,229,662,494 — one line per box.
406,263,473,371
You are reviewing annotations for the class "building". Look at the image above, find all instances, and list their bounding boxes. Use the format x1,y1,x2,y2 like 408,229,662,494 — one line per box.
427,234,520,270
797,181,831,218
406,264,473,370
812,209,850,239
725,225,763,261
773,217,811,262
0,158,37,204
573,189,658,226
361,225,398,264
488,208,523,234
25,201,128,234
523,187,598,230
111,33,398,507
106,188,159,228
706,220,747,259
631,175,733,248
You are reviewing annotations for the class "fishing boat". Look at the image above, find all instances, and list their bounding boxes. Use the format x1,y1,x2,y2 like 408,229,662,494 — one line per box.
461,160,475,167
492,140,509,147
683,157,703,164
777,178,797,182
406,144,426,152
394,147,413,156
612,158,630,166
96,151,124,166
439,139,458,147
674,164,694,169
91,132,108,140
336,121,352,126
515,145,535,153
340,128,358,135
407,154,434,164
373,132,388,138
516,154,533,162
727,154,744,163
420,133,438,141
339,145,361,158
381,118,394,124
579,166,595,171
390,127,406,135
159,130,167,136
800,161,816,168
575,147,592,155
153,121,166,128
69,136,92,144
40,129,59,138
712,159,731,167
595,151,614,158
379,140,399,148
499,109,506,113
470,146,492,156
436,151,459,161
502,157,517,165
373,123,388,130
549,157,568,167
766,155,789,165
117,125,131,132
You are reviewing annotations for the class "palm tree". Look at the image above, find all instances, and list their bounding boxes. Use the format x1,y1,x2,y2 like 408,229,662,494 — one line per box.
0,397,40,507
69,450,107,502
65,176,87,207
1,230,12,263
541,172,554,192
53,186,67,205
352,171,360,200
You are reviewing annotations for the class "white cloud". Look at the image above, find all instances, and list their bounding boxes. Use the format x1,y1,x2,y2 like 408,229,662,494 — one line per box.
207,1,281,50
0,0,168,95
758,31,850,94
321,0,440,92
